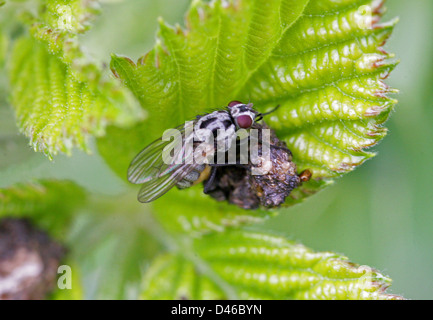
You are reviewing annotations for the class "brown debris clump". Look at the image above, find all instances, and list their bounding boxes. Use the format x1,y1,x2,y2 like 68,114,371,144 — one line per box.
0,218,66,300
207,123,311,209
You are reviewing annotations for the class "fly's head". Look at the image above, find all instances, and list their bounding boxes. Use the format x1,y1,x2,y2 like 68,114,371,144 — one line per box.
227,101,258,130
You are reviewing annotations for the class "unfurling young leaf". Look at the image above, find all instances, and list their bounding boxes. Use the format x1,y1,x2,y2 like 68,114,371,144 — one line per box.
141,230,403,300
36,0,101,34
7,0,143,159
101,0,398,233
9,36,141,158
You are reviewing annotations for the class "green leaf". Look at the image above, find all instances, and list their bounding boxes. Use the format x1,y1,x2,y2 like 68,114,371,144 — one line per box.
99,0,398,231
252,2,399,180
141,230,404,300
0,179,86,239
100,0,309,177
8,35,142,158
0,27,7,68
151,186,269,235
0,1,8,69
140,253,226,300
7,0,143,159
105,0,398,178
65,196,163,299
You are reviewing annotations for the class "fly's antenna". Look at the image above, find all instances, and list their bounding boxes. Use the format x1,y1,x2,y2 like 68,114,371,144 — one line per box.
261,104,280,116
256,104,280,122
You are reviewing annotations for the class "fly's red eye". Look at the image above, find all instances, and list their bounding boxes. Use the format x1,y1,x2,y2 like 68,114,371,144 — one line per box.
228,100,243,108
236,115,253,129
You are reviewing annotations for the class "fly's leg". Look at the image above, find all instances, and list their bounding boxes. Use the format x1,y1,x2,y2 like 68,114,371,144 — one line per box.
203,166,218,194
204,162,250,194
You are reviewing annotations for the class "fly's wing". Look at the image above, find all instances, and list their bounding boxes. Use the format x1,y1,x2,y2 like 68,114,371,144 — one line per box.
128,123,190,184
136,163,200,203
127,122,201,203
128,138,173,185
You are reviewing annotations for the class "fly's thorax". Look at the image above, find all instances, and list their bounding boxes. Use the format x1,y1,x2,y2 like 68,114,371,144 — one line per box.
194,110,236,153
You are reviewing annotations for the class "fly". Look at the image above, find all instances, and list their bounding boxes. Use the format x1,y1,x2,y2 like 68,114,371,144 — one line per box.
127,101,279,203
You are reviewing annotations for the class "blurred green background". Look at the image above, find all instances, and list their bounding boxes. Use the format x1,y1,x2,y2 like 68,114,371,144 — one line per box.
1,0,432,299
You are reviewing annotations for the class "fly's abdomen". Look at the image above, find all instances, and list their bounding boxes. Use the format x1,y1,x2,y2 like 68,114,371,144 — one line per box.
176,164,208,189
